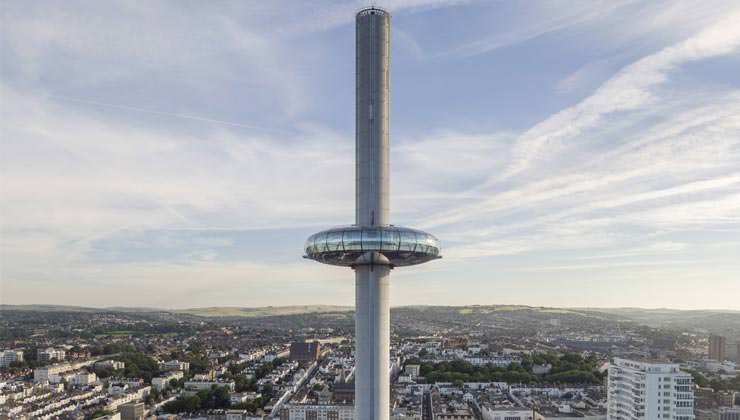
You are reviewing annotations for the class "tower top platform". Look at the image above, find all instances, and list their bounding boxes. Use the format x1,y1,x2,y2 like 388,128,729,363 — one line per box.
357,6,389,17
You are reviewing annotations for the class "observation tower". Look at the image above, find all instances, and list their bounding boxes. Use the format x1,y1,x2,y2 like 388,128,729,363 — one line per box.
304,7,441,420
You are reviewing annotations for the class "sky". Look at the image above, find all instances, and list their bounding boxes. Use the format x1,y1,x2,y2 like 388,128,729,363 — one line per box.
1,0,739,310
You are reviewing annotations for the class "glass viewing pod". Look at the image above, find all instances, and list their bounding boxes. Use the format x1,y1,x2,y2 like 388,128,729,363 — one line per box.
304,225,441,267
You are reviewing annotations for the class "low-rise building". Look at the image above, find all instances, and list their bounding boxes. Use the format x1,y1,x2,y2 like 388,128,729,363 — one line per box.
161,360,190,371
482,408,535,420
718,391,737,407
184,380,235,392
437,409,475,420
37,348,66,363
0,350,24,367
152,371,184,391
404,364,420,378
33,363,74,383
120,402,145,420
696,408,740,420
105,386,151,411
108,378,144,391
70,372,97,386
94,360,125,371
717,408,740,420
279,404,354,420
230,392,261,405
290,342,321,362
226,410,249,420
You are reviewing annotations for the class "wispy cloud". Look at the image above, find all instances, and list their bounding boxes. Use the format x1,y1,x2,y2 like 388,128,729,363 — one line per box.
497,7,740,181
52,96,291,134
409,7,740,266
434,1,634,58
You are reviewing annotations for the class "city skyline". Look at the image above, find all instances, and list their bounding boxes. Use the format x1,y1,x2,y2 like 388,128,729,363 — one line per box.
2,0,740,310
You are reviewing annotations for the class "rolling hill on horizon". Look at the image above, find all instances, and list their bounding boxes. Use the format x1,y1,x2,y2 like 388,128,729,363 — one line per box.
3,303,738,335
2,303,737,316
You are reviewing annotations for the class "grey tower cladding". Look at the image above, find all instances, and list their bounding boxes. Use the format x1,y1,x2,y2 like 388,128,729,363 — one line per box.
356,7,390,227
304,7,440,420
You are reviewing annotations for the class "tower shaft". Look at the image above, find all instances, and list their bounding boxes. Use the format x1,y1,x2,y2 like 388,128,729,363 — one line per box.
355,8,391,420
355,266,390,420
356,8,390,227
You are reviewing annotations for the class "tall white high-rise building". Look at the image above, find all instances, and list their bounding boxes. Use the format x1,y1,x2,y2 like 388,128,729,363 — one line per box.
607,358,695,420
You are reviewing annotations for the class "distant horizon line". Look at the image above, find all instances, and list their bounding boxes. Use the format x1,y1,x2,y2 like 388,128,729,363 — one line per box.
1,303,738,313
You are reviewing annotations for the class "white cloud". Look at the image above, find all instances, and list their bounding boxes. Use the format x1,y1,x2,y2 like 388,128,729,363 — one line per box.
496,7,740,181
408,8,740,264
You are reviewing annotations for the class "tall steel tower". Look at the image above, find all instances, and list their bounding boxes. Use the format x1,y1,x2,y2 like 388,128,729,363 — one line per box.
305,7,440,420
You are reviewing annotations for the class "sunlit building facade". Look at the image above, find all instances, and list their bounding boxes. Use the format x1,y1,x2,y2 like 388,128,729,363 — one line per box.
607,358,694,420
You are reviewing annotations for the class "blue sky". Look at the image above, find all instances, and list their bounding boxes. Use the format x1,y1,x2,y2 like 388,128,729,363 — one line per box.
1,0,739,309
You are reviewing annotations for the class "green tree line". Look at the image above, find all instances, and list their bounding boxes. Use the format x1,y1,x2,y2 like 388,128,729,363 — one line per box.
412,352,602,385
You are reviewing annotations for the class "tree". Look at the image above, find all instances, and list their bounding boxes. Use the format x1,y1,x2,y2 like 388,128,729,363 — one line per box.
262,382,274,398
228,361,246,375
183,395,201,412
163,400,181,413
94,367,115,378
184,353,209,373
687,370,710,388
146,387,161,404
234,374,254,392
102,343,135,354
213,385,231,407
